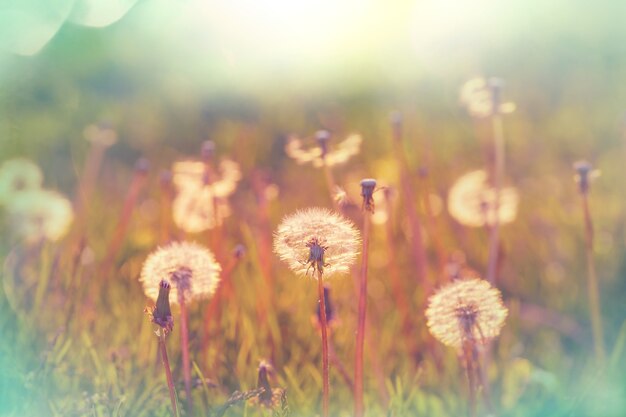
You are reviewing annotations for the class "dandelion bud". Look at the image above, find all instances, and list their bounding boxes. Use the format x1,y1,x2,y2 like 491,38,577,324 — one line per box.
315,130,331,158
316,286,335,325
159,170,172,187
360,178,377,213
390,111,402,139
134,157,150,175
233,244,246,259
152,280,174,333
201,140,216,160
84,122,118,147
573,160,599,195
257,361,273,403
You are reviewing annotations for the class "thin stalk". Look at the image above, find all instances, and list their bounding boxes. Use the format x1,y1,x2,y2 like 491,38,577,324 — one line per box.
322,161,341,212
354,211,371,417
390,114,429,290
462,340,477,417
581,192,606,364
382,190,415,357
419,172,448,278
328,339,354,391
486,108,505,284
178,293,193,414
317,269,330,417
475,345,495,416
159,331,180,417
102,163,148,278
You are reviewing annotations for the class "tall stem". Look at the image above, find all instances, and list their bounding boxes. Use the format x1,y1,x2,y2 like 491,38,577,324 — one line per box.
391,115,429,290
382,190,415,357
486,113,504,284
581,193,606,364
354,212,371,417
159,331,179,417
317,269,330,417
322,160,341,212
462,340,477,417
179,293,193,413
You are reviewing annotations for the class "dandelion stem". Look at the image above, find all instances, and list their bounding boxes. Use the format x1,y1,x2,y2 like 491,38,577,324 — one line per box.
317,269,330,417
159,331,180,417
178,293,194,414
102,161,148,278
354,209,370,417
322,161,341,212
390,113,430,290
581,191,606,364
462,340,477,417
382,189,416,357
486,101,505,284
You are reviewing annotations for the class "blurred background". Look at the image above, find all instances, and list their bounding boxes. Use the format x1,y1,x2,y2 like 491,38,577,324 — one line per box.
1,0,626,416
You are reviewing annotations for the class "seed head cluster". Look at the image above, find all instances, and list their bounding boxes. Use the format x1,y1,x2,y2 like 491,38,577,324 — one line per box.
273,207,360,278
140,241,221,303
426,278,508,348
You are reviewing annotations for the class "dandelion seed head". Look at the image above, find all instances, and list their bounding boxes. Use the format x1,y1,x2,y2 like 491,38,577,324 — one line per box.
0,158,43,204
83,123,118,147
140,241,221,304
426,278,508,348
273,207,360,278
172,187,231,233
460,77,516,118
7,189,74,244
285,134,362,168
172,159,241,197
448,170,519,227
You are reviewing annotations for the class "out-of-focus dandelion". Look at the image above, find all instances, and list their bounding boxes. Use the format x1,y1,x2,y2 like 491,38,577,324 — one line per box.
426,278,508,348
140,241,221,413
274,207,359,417
460,77,516,119
273,207,360,278
286,130,362,212
77,123,117,214
0,158,43,204
171,159,241,233
172,159,241,197
461,78,515,285
285,132,362,168
7,189,74,244
145,280,179,417
426,277,507,417
448,170,519,228
172,187,232,233
573,160,605,364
